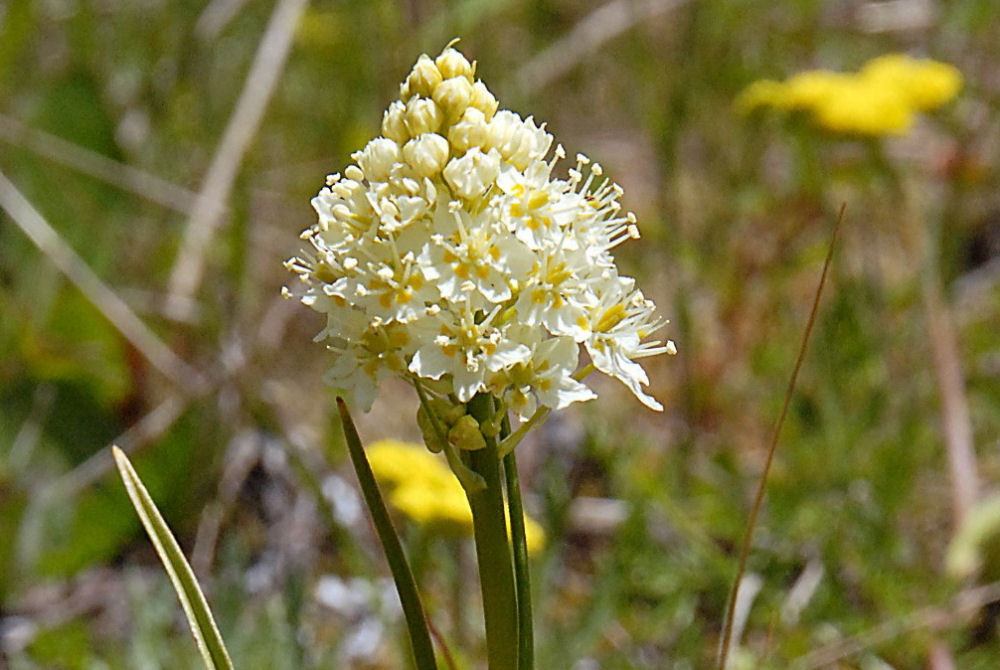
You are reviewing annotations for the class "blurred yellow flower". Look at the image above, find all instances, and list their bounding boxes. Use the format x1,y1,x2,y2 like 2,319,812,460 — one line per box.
811,79,914,135
367,439,546,555
367,439,455,490
736,53,962,136
860,53,963,111
778,71,853,111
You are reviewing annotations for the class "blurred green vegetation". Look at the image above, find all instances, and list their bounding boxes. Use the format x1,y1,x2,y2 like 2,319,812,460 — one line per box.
2,0,1000,668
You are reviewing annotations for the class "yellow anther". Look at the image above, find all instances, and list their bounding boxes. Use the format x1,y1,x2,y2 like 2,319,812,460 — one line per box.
527,190,549,209
596,303,626,332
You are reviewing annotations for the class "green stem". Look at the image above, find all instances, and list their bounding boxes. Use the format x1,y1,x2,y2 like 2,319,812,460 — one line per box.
336,399,438,670
502,416,533,670
465,393,518,670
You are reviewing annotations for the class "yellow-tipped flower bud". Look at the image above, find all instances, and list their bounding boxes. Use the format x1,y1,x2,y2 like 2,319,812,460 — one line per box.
404,96,443,136
433,76,473,123
381,100,409,144
403,133,450,177
405,54,444,99
469,81,498,120
447,107,489,153
435,47,474,80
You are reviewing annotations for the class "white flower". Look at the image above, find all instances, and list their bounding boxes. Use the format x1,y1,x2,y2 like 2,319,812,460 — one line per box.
285,44,675,420
443,147,501,200
496,155,579,251
420,199,533,306
512,242,592,338
582,285,673,411
491,325,597,420
318,314,413,412
487,111,553,171
353,137,399,183
409,305,531,403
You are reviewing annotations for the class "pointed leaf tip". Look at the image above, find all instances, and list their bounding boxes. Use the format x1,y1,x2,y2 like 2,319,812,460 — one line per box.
111,445,235,670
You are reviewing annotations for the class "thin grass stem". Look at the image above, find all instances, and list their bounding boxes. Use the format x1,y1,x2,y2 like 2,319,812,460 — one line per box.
717,205,844,670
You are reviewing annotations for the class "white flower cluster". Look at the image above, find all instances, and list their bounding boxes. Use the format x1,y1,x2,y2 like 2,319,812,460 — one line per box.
285,45,675,419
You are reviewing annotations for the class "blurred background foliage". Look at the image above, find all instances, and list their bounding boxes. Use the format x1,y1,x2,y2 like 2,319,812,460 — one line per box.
1,0,999,668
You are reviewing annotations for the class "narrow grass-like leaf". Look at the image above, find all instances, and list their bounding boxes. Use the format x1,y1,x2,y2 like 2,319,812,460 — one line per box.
336,399,438,670
111,446,234,670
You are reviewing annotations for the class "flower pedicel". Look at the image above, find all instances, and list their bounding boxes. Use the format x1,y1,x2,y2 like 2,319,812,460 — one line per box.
285,44,675,430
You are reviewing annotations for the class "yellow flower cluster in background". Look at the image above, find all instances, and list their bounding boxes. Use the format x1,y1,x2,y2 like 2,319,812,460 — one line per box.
367,439,545,554
736,54,962,135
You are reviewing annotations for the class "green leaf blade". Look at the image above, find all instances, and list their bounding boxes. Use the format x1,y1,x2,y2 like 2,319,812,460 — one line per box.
112,445,235,670
336,398,438,670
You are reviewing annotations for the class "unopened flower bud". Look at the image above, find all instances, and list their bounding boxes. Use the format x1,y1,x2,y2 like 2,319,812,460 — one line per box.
417,405,445,453
448,414,486,451
447,107,488,153
479,413,503,438
405,97,443,136
382,100,409,144
405,54,443,99
435,47,473,80
439,402,467,426
432,76,473,123
353,137,400,182
469,81,498,120
403,133,450,177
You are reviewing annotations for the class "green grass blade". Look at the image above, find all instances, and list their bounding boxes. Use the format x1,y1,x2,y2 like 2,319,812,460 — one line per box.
336,399,438,670
112,446,235,670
